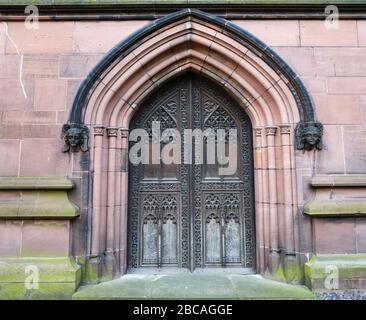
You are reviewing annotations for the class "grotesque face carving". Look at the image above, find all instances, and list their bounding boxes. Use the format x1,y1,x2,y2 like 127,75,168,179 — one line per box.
303,127,321,147
65,127,83,147
295,121,323,151
62,124,89,153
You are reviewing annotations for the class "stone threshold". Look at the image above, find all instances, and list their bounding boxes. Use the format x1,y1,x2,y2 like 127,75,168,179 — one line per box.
72,274,315,300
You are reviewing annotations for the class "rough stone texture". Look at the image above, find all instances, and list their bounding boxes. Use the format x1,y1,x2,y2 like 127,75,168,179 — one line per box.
72,274,315,300
305,254,366,291
0,257,81,300
316,290,366,300
0,140,20,176
73,21,148,53
300,20,358,47
5,22,74,55
34,79,67,111
233,20,300,46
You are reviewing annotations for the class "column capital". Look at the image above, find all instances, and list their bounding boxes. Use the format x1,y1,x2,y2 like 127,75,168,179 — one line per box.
265,126,277,136
120,128,129,139
254,127,263,137
279,124,291,135
93,126,105,136
107,127,118,137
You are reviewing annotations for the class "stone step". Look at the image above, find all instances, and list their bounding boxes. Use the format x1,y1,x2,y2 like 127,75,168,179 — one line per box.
72,274,314,300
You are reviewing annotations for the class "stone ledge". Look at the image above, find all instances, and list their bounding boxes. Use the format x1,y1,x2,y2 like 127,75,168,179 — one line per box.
311,175,366,187
305,254,366,291
305,175,366,217
0,177,74,190
0,177,78,219
304,200,366,216
0,191,79,219
0,257,81,300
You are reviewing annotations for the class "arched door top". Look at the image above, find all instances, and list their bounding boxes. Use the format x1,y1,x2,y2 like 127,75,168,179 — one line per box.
62,8,322,153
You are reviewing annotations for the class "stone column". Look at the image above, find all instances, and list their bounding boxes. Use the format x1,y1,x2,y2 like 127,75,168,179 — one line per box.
265,126,281,275
104,127,118,280
119,128,129,274
280,124,301,283
87,126,105,283
113,129,122,276
254,127,265,274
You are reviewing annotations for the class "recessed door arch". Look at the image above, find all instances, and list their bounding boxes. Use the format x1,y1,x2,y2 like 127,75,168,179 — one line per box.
63,9,322,283
127,73,255,273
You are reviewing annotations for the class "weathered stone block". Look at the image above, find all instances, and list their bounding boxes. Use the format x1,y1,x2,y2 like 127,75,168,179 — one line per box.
34,79,67,111
313,218,356,254
0,221,22,257
305,254,366,290
22,55,59,78
234,20,300,46
0,23,5,54
343,126,366,174
356,219,366,253
0,257,81,300
316,125,345,174
6,22,74,54
60,54,101,78
73,21,147,53
357,20,366,47
21,220,70,257
312,95,361,125
0,140,20,176
0,55,21,79
19,139,69,176
0,79,35,111
314,48,366,77
274,47,315,76
300,20,358,47
302,79,326,94
327,77,366,94
2,111,56,124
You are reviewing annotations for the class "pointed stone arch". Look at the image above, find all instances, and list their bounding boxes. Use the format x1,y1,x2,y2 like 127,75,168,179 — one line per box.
64,9,322,284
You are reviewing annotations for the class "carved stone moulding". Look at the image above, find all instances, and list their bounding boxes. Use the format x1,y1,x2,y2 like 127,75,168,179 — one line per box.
107,127,118,137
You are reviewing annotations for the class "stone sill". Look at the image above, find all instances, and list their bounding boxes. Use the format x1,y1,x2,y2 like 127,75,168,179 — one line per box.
0,177,78,219
305,175,366,217
0,177,74,190
304,200,366,217
311,175,366,188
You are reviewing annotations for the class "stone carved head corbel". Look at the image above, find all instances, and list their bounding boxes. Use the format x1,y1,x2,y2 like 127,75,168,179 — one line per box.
295,121,323,151
62,123,89,153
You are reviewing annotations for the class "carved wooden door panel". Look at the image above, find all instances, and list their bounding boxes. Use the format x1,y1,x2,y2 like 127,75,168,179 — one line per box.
128,73,255,272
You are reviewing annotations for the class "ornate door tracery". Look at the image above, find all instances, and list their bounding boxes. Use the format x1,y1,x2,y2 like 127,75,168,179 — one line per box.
128,73,255,272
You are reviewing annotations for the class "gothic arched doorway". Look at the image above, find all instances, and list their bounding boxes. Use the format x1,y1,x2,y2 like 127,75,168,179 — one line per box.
127,73,255,273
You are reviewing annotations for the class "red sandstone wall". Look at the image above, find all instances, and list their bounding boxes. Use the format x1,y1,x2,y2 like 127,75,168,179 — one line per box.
0,19,365,259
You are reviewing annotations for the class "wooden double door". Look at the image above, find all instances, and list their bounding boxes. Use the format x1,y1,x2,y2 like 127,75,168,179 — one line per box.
128,73,255,272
